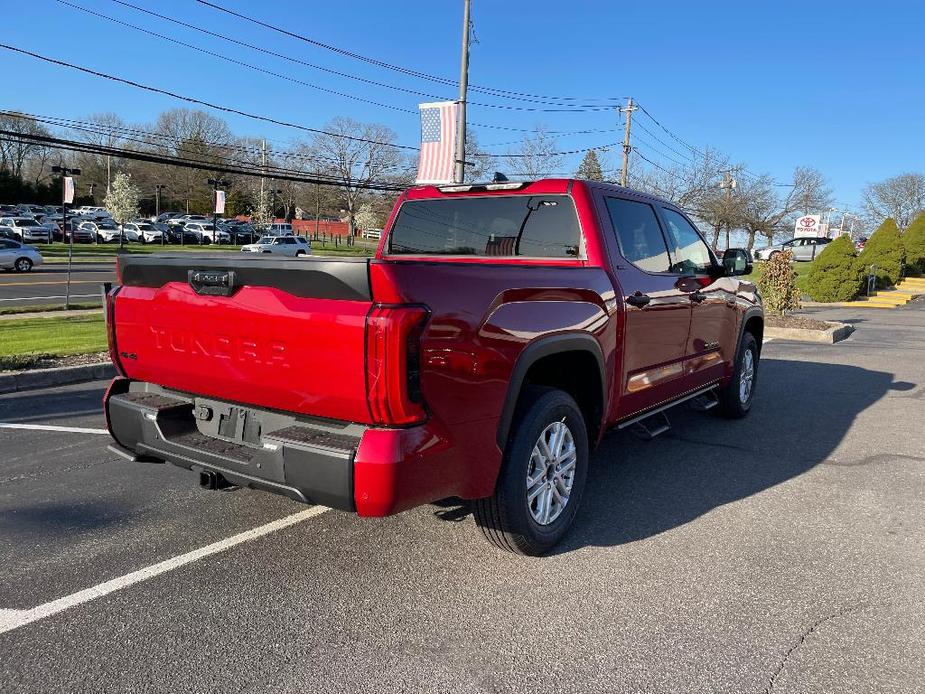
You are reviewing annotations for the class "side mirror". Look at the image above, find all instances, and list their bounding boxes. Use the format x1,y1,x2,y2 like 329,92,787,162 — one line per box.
723,248,753,276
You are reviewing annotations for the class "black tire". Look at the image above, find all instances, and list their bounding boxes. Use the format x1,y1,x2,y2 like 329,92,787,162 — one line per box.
768,251,780,260
474,389,589,556
13,257,33,272
718,331,759,418
296,250,306,256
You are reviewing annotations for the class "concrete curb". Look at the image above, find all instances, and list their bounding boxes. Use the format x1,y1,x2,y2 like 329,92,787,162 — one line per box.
0,362,115,395
765,321,854,344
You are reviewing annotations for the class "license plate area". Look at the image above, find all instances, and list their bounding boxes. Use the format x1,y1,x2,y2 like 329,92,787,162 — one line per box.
194,399,263,447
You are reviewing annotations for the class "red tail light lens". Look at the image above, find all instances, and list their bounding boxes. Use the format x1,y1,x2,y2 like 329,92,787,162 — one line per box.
366,305,429,426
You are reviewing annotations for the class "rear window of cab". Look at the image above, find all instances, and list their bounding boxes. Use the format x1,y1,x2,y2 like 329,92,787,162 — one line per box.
387,195,582,258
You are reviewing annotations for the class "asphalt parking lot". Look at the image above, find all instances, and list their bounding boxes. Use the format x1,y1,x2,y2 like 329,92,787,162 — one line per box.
0,263,114,308
1,304,923,693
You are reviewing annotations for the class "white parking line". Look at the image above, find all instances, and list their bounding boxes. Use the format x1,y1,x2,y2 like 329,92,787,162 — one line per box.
0,423,109,435
0,505,329,635
0,294,100,302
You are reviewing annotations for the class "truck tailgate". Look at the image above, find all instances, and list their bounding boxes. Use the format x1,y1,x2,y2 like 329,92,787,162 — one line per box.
112,255,373,423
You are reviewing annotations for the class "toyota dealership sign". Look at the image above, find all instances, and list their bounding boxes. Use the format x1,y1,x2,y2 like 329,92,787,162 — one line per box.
794,214,821,237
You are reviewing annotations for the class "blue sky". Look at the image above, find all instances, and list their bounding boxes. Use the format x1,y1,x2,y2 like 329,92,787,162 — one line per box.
1,0,923,213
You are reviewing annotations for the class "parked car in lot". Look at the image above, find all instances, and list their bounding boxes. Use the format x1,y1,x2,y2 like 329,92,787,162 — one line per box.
166,226,202,244
64,221,95,243
0,217,52,243
224,221,257,244
123,222,164,244
185,222,231,245
753,236,832,261
104,178,763,556
262,222,294,236
0,238,43,272
240,235,310,256
79,220,139,243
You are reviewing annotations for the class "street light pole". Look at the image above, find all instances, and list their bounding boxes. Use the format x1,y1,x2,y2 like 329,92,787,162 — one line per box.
52,165,81,310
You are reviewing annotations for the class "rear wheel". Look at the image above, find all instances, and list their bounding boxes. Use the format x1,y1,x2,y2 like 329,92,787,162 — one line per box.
474,389,589,556
14,257,33,272
718,331,759,418
768,251,780,260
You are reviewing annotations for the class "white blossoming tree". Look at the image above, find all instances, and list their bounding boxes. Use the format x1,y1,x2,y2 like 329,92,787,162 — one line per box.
104,172,140,249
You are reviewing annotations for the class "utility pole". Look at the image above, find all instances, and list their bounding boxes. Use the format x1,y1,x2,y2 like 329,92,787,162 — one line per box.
52,165,81,310
260,139,267,226
619,97,637,187
453,0,471,184
719,170,737,251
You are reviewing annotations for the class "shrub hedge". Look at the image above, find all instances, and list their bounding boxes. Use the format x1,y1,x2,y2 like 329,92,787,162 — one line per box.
756,249,800,314
803,235,862,302
903,212,925,275
857,218,905,288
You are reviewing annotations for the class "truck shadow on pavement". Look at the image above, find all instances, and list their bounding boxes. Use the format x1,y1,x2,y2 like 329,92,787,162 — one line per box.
552,357,900,554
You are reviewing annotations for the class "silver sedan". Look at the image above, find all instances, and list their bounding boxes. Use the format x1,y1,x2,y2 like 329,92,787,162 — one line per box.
0,238,44,272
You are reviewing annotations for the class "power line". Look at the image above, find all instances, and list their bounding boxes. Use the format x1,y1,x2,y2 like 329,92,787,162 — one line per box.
0,130,406,191
194,0,627,105
62,1,615,114
104,0,621,112
0,43,422,151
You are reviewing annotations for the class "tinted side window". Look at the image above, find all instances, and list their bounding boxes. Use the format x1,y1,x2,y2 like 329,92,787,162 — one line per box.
605,197,671,273
661,208,713,275
0,239,16,249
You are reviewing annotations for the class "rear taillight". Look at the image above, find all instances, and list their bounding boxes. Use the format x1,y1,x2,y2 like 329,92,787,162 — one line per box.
365,305,429,426
104,282,126,377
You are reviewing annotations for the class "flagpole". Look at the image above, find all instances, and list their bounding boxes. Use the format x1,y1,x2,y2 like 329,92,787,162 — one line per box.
453,0,471,184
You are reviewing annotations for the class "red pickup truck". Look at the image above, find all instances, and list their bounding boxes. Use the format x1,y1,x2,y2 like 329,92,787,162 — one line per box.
104,179,762,555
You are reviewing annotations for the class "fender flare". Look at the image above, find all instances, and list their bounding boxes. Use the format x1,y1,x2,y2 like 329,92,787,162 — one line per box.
495,333,607,449
739,306,764,351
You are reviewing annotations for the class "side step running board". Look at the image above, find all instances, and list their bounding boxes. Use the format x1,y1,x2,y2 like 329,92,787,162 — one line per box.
617,384,719,440
631,412,670,440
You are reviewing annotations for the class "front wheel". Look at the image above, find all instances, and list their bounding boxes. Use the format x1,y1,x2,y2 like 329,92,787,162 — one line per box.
718,332,759,418
14,257,33,272
474,389,589,556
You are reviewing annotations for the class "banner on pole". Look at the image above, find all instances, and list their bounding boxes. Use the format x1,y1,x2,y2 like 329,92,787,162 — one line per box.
415,101,458,185
214,189,226,214
63,177,75,204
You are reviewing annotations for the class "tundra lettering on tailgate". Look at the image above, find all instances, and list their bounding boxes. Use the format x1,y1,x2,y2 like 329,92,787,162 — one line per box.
149,325,289,367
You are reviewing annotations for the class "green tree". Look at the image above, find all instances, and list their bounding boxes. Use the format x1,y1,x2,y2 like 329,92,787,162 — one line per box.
857,217,905,288
804,235,862,302
576,149,604,181
756,249,800,314
902,211,925,274
103,172,140,249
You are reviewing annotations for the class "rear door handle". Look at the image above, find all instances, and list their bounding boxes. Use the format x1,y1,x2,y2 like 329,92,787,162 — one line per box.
690,290,707,303
626,292,651,308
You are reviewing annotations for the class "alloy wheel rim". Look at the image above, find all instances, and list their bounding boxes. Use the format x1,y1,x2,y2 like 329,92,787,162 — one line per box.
739,348,755,404
526,420,577,526
16,259,29,271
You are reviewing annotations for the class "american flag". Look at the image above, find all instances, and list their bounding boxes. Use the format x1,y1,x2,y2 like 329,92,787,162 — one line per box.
415,101,458,184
